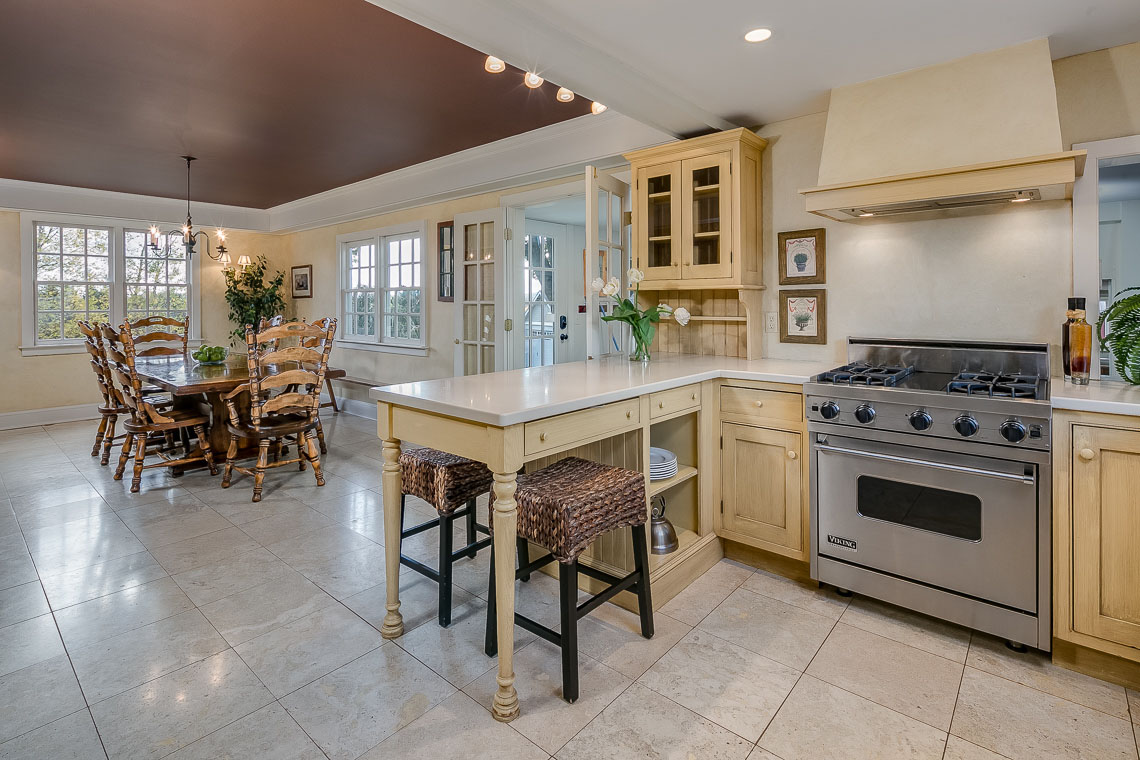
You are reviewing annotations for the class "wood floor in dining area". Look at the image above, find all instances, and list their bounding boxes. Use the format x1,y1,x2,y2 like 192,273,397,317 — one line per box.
0,416,1137,760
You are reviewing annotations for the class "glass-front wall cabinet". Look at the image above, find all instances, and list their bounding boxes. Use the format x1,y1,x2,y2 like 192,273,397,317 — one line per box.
637,161,681,280
684,152,733,279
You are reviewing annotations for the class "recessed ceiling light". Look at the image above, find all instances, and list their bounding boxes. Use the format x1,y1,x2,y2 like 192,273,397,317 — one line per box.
484,56,506,73
591,101,607,115
744,28,772,43
523,71,544,88
556,87,575,103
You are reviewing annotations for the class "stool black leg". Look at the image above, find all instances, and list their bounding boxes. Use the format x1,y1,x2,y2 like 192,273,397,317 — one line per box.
631,524,654,639
465,499,478,558
439,513,454,627
559,560,579,703
484,547,497,656
517,537,531,582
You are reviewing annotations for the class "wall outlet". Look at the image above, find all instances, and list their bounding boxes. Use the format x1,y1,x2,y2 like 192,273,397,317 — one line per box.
764,312,778,333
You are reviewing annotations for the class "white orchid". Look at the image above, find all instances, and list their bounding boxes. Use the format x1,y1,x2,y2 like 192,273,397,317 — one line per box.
600,277,621,297
673,306,691,326
627,268,645,285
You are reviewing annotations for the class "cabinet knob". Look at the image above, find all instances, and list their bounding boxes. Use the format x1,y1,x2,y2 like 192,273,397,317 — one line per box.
626,410,632,419
755,401,764,408
659,402,665,409
539,432,547,442
691,393,697,400
1079,448,1095,461
787,450,798,460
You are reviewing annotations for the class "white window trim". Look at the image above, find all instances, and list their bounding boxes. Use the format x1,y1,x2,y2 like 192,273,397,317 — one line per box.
336,220,428,353
19,211,203,356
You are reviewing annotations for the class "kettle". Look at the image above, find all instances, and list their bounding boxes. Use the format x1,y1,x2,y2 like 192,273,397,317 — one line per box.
650,496,678,555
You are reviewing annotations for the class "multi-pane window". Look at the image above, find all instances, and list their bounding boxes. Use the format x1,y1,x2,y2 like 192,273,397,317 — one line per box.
34,223,111,341
25,217,197,349
125,229,190,325
343,241,376,340
383,234,423,344
339,225,425,349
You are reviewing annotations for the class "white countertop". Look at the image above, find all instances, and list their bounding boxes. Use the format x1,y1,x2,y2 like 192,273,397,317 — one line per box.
1051,377,1140,417
369,354,831,427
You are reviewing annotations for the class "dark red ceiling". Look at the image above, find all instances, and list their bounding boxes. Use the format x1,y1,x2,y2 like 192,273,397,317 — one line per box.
0,0,591,208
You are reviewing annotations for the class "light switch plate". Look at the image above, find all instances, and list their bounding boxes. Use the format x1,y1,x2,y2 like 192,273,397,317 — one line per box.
764,312,778,333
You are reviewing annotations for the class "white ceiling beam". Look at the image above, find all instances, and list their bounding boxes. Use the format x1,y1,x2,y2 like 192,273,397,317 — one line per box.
369,0,736,137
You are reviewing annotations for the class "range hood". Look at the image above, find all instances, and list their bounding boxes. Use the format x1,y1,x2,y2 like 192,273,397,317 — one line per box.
800,40,1085,222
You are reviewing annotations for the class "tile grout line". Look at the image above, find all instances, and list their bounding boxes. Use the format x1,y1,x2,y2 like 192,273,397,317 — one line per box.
940,632,972,760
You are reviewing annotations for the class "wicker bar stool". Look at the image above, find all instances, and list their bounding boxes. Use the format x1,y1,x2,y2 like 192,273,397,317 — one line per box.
484,457,653,703
399,447,527,627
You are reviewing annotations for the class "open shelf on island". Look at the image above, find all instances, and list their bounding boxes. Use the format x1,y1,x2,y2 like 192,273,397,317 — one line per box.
648,464,697,497
647,526,701,574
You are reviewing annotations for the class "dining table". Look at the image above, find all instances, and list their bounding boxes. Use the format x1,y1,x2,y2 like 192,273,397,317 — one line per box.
134,355,347,456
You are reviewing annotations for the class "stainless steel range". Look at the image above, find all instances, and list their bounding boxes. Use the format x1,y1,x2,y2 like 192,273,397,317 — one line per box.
807,338,1052,650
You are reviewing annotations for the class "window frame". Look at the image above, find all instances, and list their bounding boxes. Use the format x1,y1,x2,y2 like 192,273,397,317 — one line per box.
19,212,202,356
336,221,428,354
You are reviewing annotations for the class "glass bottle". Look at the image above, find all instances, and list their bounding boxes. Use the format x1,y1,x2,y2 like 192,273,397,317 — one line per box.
1067,300,1093,385
1062,297,1083,377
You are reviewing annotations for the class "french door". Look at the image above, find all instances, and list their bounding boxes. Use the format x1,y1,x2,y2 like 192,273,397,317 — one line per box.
585,166,630,360
453,208,505,376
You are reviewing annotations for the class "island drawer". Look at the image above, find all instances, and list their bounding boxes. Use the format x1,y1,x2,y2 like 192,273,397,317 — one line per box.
649,384,701,419
524,398,641,455
720,386,802,424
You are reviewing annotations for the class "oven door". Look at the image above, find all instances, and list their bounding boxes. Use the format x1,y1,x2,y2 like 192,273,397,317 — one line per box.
814,432,1039,612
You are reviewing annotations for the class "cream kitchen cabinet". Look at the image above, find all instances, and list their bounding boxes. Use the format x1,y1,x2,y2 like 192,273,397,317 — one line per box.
1054,410,1140,665
716,382,808,561
625,128,766,290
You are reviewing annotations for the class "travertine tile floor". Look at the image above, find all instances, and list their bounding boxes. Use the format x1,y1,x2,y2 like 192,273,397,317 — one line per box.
0,415,1138,759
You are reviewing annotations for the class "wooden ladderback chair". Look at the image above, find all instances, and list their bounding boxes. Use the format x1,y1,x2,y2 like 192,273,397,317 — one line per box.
126,314,189,357
221,318,337,501
255,315,336,452
79,321,128,464
101,323,217,492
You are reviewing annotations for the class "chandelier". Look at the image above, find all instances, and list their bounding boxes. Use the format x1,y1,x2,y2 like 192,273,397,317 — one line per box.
148,156,249,271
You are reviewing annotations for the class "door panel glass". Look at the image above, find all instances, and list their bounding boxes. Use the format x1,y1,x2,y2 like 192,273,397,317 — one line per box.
691,164,721,266
458,219,496,375
857,476,981,541
646,172,672,268
522,233,556,368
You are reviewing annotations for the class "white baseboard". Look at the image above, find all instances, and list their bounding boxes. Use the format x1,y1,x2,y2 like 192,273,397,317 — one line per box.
337,398,377,420
0,403,101,431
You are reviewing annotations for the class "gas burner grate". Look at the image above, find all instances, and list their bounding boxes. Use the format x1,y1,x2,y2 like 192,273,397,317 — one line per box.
816,362,916,387
946,371,1042,399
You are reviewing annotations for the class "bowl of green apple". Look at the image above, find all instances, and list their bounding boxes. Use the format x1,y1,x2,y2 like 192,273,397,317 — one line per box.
191,345,229,365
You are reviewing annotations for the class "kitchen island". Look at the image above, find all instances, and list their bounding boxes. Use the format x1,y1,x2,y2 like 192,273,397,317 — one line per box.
370,353,828,721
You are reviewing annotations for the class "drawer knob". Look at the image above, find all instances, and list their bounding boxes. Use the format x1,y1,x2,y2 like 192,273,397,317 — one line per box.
1079,448,1095,461
659,401,665,408
691,393,697,400
539,432,547,442
755,401,764,408
626,410,632,419
787,450,797,460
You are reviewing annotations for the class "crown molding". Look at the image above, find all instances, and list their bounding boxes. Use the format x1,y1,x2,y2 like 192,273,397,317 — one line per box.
0,177,269,231
265,112,672,232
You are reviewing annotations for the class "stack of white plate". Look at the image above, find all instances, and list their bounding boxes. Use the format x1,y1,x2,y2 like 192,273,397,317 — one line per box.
649,447,678,481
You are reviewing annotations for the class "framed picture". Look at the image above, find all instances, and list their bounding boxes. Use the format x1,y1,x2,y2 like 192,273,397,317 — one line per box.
778,228,826,285
291,265,312,299
779,289,827,344
438,221,454,302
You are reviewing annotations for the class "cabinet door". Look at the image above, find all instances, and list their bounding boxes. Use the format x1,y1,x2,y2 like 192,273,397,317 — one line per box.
721,423,801,552
636,162,682,281
682,152,733,280
1071,425,1140,648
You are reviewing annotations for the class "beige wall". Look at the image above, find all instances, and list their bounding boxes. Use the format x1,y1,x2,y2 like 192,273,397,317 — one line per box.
1054,41,1140,148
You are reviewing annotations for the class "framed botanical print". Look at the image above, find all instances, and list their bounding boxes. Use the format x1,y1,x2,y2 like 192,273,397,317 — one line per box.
778,228,826,285
438,221,454,302
290,265,313,299
779,289,827,344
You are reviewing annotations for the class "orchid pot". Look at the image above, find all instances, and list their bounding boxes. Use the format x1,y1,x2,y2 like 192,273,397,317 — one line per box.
591,269,690,362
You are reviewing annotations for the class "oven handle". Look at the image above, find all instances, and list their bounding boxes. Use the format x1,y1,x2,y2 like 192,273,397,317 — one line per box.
814,442,1036,485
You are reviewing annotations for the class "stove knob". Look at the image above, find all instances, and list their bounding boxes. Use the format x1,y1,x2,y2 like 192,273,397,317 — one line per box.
819,401,840,420
954,415,979,437
854,404,876,424
1000,419,1027,443
908,410,933,431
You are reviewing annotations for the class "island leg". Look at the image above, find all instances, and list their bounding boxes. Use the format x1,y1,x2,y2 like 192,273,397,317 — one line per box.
380,438,404,638
491,470,521,722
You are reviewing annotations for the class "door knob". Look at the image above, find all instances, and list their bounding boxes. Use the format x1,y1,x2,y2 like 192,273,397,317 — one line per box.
1079,448,1095,461
787,450,798,460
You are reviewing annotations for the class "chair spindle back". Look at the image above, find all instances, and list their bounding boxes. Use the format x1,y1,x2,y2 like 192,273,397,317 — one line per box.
126,315,189,357
241,318,337,430
79,321,121,410
100,323,173,425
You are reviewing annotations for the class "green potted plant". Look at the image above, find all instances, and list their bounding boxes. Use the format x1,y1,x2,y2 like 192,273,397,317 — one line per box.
794,310,812,331
1098,286,1140,384
793,250,809,272
223,255,286,346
